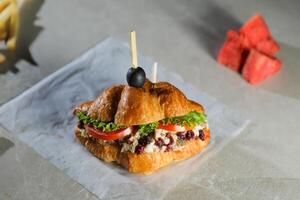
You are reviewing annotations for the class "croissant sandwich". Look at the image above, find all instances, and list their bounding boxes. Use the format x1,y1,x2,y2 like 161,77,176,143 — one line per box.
73,31,210,174
73,78,210,174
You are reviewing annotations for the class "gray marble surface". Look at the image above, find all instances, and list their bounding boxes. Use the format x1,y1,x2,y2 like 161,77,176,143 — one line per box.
0,0,300,199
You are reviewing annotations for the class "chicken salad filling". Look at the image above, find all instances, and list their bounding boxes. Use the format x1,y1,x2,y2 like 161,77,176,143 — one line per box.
76,111,208,154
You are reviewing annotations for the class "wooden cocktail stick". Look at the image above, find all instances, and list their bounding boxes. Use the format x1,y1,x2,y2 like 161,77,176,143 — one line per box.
152,62,157,83
130,30,138,68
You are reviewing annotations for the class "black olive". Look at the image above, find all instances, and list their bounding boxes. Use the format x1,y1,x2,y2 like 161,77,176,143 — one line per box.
126,67,146,87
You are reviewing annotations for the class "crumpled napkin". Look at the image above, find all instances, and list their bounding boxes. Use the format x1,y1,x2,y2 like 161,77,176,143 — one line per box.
0,38,249,200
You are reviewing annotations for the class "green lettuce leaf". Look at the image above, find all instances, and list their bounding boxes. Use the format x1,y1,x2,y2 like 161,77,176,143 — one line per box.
75,112,124,132
138,122,159,137
138,111,207,136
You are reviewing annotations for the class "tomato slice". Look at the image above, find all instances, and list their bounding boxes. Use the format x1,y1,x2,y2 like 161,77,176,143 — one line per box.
157,123,192,132
85,125,132,141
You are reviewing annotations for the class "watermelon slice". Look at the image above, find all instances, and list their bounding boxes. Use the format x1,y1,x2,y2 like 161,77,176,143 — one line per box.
240,14,271,45
217,14,281,85
226,30,241,43
242,49,281,85
239,32,251,49
217,30,244,71
255,38,280,56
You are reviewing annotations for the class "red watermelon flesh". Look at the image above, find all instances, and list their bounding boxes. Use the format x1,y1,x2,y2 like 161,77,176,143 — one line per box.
240,14,271,45
239,32,252,49
227,30,250,49
255,38,280,56
217,30,244,71
242,49,281,85
226,30,241,43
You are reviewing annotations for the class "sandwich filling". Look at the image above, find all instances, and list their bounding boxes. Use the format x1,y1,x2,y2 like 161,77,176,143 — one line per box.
76,111,208,154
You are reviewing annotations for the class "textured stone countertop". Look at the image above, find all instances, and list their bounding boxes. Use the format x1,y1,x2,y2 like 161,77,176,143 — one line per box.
0,0,300,199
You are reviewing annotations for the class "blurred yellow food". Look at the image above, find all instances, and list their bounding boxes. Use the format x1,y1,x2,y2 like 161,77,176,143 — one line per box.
0,0,11,12
6,1,19,50
0,0,19,62
0,53,6,63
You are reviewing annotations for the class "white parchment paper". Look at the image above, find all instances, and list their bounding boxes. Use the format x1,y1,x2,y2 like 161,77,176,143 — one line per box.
0,38,249,199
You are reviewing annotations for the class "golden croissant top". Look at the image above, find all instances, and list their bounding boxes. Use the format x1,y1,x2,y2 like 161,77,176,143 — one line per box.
74,80,204,126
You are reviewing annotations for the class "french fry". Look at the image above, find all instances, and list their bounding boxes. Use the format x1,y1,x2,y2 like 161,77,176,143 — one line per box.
0,2,12,31
6,1,18,50
0,0,20,63
0,25,7,40
0,0,11,13
0,53,6,64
